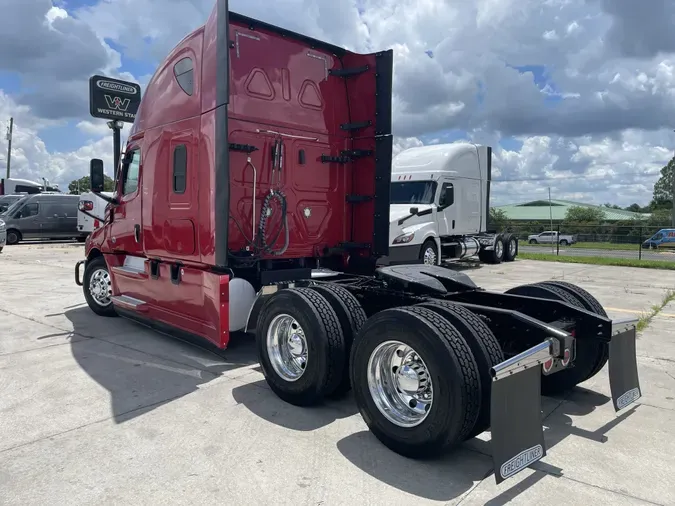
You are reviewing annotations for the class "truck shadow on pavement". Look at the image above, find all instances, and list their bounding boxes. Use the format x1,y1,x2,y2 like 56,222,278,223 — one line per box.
64,307,259,424
232,381,360,431
235,376,637,502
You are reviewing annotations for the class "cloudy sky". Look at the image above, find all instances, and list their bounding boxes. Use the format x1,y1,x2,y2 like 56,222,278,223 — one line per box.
0,0,674,206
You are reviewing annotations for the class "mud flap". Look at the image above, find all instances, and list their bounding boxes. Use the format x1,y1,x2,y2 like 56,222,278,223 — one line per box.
608,317,641,411
490,366,546,484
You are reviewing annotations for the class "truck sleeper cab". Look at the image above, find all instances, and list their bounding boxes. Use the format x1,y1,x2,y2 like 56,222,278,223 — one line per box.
387,143,519,267
76,0,642,485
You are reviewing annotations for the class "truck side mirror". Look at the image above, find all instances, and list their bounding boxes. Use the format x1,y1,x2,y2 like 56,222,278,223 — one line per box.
409,207,419,215
90,159,105,193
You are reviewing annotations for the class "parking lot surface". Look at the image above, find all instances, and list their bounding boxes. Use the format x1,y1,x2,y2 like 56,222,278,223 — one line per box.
1,243,674,505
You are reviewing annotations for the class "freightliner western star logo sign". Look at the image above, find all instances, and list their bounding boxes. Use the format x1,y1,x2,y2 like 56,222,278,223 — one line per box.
89,75,142,123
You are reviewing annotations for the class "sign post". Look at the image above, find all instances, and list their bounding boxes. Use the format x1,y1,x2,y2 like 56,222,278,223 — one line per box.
88,75,142,173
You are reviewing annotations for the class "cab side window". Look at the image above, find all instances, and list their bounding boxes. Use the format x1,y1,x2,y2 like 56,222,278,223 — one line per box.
439,182,454,207
17,203,39,218
123,149,141,195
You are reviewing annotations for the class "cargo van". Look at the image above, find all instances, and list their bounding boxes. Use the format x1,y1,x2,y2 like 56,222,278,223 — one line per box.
0,194,25,213
0,193,86,245
642,228,675,249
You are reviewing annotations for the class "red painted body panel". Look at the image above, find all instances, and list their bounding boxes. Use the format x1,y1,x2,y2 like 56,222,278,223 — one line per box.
85,5,389,348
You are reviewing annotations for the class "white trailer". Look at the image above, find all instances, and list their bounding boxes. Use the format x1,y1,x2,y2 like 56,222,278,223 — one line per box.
77,191,113,236
387,143,518,266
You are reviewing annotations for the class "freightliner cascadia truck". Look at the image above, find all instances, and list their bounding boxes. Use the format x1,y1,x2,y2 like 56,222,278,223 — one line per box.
387,143,519,266
74,0,642,484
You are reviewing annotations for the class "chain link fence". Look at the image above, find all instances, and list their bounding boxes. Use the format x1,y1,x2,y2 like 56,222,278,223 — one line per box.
502,222,675,262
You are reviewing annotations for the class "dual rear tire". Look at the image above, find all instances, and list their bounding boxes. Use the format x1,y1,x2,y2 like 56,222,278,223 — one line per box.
256,286,504,458
479,233,518,264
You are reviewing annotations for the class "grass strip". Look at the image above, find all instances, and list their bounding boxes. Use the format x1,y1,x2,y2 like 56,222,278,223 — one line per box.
518,252,675,270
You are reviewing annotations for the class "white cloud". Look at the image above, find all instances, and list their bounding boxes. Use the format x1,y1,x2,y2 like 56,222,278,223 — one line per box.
0,91,118,188
1,0,674,209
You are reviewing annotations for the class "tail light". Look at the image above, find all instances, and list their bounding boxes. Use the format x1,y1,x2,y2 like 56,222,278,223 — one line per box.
79,200,94,211
94,219,100,229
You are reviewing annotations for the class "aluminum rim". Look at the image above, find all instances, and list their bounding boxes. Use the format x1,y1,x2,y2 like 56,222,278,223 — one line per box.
266,313,308,382
367,340,434,427
423,246,437,265
508,238,517,257
495,239,504,258
89,268,112,306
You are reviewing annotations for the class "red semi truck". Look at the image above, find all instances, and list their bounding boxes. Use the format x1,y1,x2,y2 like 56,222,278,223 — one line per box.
75,0,642,484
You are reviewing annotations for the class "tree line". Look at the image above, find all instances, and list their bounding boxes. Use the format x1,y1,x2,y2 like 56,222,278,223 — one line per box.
490,155,674,239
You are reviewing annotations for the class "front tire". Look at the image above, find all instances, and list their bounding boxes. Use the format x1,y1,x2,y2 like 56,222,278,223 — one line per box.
256,287,346,406
350,306,481,458
419,239,438,266
82,256,117,317
6,229,20,245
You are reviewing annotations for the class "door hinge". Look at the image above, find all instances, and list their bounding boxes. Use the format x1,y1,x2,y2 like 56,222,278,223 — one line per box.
329,65,369,77
321,154,350,164
346,194,373,203
340,120,372,131
229,143,259,153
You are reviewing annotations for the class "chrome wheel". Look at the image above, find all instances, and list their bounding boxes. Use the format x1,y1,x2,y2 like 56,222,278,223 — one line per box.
367,340,433,427
266,314,308,382
423,246,437,265
89,268,112,307
495,239,504,259
508,238,517,257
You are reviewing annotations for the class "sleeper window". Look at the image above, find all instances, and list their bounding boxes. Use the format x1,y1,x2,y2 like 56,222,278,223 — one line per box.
173,144,187,194
174,57,194,96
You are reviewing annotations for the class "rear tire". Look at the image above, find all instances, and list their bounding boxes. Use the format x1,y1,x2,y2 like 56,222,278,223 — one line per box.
505,282,605,395
256,287,346,406
538,281,609,380
350,306,481,458
416,301,504,439
309,283,366,397
503,234,518,261
479,235,505,264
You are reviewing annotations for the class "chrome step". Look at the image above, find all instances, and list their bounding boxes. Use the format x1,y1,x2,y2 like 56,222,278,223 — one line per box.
111,295,147,309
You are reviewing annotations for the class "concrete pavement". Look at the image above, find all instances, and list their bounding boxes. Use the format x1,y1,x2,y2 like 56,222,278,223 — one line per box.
1,243,674,505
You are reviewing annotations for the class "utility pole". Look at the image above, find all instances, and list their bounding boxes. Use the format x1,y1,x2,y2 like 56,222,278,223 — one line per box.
548,186,555,253
5,117,13,179
672,130,675,227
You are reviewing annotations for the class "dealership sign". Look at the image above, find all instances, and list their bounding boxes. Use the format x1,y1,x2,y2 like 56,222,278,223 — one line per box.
89,75,142,123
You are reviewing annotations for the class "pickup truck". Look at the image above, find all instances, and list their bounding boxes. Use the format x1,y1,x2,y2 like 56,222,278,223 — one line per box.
527,231,576,246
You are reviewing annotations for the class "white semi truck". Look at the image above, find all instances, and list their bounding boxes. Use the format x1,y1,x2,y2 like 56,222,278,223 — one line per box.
387,143,518,266
77,191,113,236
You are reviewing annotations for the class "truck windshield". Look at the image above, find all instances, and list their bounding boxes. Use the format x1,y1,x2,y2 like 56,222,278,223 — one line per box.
0,197,27,217
390,181,437,205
